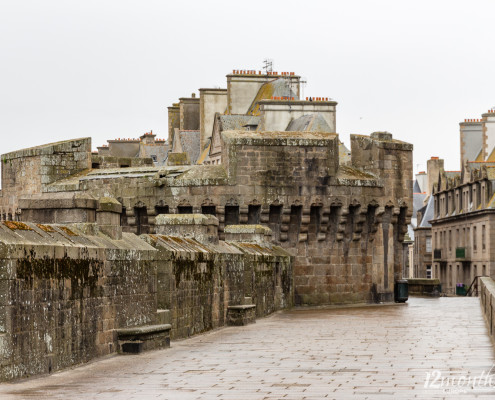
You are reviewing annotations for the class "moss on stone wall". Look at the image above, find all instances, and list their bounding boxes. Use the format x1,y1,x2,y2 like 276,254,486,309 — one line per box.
17,252,103,299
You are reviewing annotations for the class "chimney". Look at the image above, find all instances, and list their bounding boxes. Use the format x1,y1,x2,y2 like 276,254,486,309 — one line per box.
426,156,444,197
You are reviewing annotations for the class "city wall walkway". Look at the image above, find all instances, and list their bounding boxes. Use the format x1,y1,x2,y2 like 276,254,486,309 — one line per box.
0,297,494,399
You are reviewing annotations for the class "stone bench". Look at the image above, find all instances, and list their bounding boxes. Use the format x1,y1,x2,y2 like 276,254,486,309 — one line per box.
116,324,172,354
227,305,256,326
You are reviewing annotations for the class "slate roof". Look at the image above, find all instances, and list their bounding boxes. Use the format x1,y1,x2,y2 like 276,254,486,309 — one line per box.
179,130,201,165
139,144,169,166
413,192,427,214
286,113,333,132
248,78,298,115
445,171,461,179
219,115,261,131
413,180,422,194
419,195,435,228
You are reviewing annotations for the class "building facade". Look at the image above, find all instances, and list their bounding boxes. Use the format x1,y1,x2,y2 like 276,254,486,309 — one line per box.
430,167,495,292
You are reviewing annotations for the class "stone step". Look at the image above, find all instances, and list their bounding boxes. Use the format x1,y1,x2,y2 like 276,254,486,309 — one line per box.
116,324,171,354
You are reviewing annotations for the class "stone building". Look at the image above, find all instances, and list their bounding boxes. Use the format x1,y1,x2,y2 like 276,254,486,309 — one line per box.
430,165,495,292
94,131,168,168
422,108,495,291
0,67,414,380
0,68,413,307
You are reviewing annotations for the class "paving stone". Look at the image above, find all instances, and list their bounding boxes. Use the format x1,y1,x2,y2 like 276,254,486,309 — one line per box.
0,297,493,399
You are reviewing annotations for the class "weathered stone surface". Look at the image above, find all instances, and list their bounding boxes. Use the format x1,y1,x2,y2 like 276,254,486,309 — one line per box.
0,119,413,358
0,221,158,381
227,304,256,326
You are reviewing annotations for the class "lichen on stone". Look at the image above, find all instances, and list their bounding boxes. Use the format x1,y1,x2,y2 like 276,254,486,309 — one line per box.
58,226,78,236
36,224,56,233
3,221,32,231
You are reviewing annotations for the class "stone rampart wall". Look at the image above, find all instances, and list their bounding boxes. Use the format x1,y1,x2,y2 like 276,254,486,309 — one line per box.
0,217,293,381
143,234,292,340
0,138,91,219
0,221,156,381
480,277,495,343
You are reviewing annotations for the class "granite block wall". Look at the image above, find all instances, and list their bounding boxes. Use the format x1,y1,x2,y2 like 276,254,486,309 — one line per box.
0,221,157,381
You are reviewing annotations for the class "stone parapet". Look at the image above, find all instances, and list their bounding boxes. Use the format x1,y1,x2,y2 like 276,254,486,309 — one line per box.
224,224,272,246
155,214,219,244
0,221,158,381
480,277,495,345
19,192,97,224
407,278,441,296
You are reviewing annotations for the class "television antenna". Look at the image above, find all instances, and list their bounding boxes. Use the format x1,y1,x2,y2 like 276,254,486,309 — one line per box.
262,59,273,74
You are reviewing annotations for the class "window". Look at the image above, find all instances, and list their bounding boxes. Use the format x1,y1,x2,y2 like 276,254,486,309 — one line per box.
426,237,432,253
426,265,432,279
473,226,477,252
448,230,452,252
151,155,157,163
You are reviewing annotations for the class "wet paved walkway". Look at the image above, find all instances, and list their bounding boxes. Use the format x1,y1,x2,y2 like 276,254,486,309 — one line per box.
0,297,494,399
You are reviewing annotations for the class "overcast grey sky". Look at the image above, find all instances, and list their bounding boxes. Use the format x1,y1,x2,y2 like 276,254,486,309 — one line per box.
1,0,494,174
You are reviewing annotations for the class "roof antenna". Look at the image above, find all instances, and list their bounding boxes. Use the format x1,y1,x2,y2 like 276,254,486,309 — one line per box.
262,59,273,74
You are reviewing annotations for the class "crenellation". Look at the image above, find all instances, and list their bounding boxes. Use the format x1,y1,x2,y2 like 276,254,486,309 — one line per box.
0,66,414,381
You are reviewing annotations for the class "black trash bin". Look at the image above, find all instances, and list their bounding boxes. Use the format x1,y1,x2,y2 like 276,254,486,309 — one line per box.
394,279,409,303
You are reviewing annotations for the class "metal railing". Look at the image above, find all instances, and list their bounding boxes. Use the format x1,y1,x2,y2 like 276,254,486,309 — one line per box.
465,275,487,297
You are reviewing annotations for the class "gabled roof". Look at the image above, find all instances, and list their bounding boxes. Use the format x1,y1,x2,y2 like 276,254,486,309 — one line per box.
219,115,260,130
179,130,201,165
487,147,495,162
445,171,461,179
247,78,298,115
413,180,422,194
139,143,169,166
413,192,427,214
286,113,333,132
196,138,211,165
419,195,434,228
475,147,484,162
